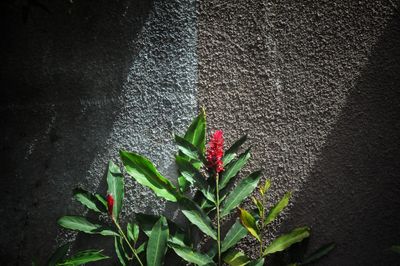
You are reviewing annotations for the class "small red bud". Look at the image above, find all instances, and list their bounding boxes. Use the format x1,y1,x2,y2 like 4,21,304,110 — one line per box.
106,194,114,217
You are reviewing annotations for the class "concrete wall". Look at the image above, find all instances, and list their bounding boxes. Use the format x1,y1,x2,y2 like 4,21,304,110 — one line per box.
1,0,400,265
198,1,400,265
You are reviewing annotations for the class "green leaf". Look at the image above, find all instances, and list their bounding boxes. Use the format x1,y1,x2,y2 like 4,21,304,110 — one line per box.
301,242,335,265
175,134,204,163
136,213,160,237
238,208,260,242
127,222,140,243
168,230,188,247
184,109,206,153
57,216,118,236
137,242,147,254
220,149,251,190
120,150,180,202
175,156,214,202
47,243,69,266
178,197,217,240
223,135,247,166
169,243,215,266
178,174,190,192
114,237,127,266
220,171,262,217
106,161,124,220
223,249,250,266
259,179,271,196
95,194,107,209
136,213,190,246
263,227,310,256
265,192,291,224
73,188,106,213
221,220,248,253
247,258,264,266
147,216,169,266
252,197,264,219
57,250,109,265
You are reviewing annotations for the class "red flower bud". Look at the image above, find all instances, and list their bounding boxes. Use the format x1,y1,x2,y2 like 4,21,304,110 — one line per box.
206,130,224,173
106,194,114,216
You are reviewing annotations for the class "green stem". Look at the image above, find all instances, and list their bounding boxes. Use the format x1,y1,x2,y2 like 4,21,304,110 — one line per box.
259,194,267,258
113,218,144,266
216,173,221,266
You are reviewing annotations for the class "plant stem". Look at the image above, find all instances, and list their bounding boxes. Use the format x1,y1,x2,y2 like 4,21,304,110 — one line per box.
113,218,144,266
215,173,221,266
259,193,267,258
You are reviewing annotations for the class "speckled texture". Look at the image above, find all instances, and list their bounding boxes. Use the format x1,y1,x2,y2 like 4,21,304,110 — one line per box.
0,0,197,264
198,0,400,265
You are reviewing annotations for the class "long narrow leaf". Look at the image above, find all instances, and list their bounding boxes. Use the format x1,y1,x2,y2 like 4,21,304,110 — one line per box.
147,216,169,266
137,242,147,254
169,243,215,266
252,197,264,219
238,208,260,242
179,197,217,240
248,258,264,266
220,149,251,190
222,135,247,166
223,249,250,266
136,213,188,246
47,243,69,266
263,227,310,256
136,213,160,237
57,216,118,236
120,151,180,202
176,156,215,202
221,220,248,253
127,222,140,243
114,237,127,266
176,156,208,190
301,242,335,265
175,135,204,163
107,161,124,220
58,250,109,265
73,188,106,213
220,171,262,217
184,109,206,153
265,192,291,224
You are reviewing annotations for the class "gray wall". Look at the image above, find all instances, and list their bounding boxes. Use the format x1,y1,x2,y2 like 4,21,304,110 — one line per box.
198,1,400,265
1,0,197,264
1,0,400,265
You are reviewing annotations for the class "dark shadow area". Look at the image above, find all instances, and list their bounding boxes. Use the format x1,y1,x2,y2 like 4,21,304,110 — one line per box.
0,0,153,264
283,10,400,266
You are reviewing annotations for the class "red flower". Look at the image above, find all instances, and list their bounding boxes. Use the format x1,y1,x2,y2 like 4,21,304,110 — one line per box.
206,130,224,173
106,194,114,216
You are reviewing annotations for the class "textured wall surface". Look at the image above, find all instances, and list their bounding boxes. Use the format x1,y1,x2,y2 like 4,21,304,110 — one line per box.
2,0,400,265
0,0,197,264
198,0,400,265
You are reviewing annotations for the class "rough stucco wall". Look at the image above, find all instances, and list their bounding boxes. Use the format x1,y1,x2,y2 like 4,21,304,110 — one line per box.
0,0,197,264
198,1,400,265
198,0,400,265
2,0,400,265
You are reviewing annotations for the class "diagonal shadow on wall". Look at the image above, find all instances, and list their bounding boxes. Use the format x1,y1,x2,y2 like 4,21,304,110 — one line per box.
0,0,153,264
284,10,400,266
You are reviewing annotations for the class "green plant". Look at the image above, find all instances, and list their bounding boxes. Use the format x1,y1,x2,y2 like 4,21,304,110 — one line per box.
33,242,108,266
119,109,263,266
57,161,146,266
235,181,334,265
54,109,333,266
